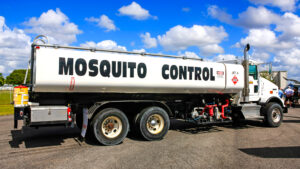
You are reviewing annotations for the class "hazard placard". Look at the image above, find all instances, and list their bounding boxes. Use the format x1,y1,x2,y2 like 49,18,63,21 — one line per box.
232,75,238,85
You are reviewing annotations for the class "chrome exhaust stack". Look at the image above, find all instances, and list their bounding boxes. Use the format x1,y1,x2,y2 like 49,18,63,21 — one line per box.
243,44,250,102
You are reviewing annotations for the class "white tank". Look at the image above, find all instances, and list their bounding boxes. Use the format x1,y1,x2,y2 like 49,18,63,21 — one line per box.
32,46,244,94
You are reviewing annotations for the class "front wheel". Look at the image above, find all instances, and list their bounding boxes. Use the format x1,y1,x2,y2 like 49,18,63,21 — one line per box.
264,103,283,127
136,106,170,141
91,108,129,146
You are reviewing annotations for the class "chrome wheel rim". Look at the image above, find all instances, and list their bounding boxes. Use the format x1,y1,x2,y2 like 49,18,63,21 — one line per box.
271,108,281,123
101,116,122,139
146,114,164,134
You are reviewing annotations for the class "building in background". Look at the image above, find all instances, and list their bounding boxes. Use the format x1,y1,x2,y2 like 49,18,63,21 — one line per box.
271,71,287,89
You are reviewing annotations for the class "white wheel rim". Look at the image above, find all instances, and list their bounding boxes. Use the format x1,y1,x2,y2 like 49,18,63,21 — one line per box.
101,116,122,139
146,114,164,135
272,108,281,123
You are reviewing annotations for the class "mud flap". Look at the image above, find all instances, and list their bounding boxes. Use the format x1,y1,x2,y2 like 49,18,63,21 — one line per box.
81,108,88,137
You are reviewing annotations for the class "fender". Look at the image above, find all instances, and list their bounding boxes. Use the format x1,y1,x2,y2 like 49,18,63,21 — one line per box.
261,96,287,113
263,96,284,107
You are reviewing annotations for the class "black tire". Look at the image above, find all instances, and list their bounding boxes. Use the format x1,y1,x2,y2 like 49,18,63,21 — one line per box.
91,108,129,146
264,103,283,127
136,106,170,141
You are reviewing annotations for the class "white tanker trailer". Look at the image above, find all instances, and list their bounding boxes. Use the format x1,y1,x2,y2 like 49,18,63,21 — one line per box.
13,36,287,145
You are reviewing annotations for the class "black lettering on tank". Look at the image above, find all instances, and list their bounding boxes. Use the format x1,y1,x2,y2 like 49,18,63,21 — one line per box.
75,58,87,76
203,67,209,81
195,67,201,80
88,59,98,77
123,62,127,77
137,63,147,78
170,65,178,80
59,57,73,75
112,61,121,77
162,64,169,79
187,67,194,80
100,60,110,77
179,66,187,80
210,68,215,81
128,62,136,78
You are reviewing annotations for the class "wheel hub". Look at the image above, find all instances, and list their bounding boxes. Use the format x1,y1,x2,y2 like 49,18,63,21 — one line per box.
146,114,164,135
271,108,281,123
101,116,122,139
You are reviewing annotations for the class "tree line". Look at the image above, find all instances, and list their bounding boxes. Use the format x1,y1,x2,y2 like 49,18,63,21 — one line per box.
0,69,31,86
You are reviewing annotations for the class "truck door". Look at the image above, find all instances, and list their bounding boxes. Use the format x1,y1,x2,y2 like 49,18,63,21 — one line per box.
249,65,259,101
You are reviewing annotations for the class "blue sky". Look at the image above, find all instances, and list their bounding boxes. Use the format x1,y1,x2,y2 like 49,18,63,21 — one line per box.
1,0,300,80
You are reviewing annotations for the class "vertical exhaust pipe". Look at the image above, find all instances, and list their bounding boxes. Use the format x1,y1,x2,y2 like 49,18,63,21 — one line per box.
243,44,250,102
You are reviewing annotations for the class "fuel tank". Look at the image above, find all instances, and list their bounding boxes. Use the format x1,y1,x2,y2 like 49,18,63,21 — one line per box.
32,46,244,94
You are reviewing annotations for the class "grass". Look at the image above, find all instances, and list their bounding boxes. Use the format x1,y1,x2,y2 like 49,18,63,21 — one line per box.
0,91,14,115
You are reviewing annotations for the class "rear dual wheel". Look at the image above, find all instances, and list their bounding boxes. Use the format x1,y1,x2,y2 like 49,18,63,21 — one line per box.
92,108,129,146
135,106,170,141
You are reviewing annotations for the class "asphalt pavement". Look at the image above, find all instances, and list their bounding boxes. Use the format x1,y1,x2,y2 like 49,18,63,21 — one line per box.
0,108,299,169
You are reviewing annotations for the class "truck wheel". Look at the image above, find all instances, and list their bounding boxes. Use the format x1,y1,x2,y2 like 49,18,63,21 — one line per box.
264,103,283,127
136,106,170,141
91,108,129,146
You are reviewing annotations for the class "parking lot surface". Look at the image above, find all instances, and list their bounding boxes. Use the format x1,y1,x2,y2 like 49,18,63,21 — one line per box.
0,108,299,169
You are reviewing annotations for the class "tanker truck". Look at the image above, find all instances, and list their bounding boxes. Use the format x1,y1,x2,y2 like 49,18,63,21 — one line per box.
13,35,287,146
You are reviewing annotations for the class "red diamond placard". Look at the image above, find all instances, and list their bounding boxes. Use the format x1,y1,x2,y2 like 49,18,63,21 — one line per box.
232,75,238,85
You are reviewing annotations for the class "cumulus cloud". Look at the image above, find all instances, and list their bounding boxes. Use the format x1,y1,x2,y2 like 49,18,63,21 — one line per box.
0,65,4,73
24,8,82,45
235,29,294,51
275,12,300,40
272,48,300,79
0,16,31,75
177,51,200,59
208,5,234,25
237,6,280,28
208,5,280,28
85,15,117,32
140,32,157,48
214,54,237,61
157,25,227,55
118,2,156,20
80,40,127,51
249,0,298,11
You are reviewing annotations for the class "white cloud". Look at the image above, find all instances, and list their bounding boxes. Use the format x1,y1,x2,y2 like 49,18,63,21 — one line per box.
237,6,280,28
85,15,117,32
200,44,224,56
7,61,18,67
249,0,298,11
0,16,31,75
275,48,300,66
140,32,157,48
235,29,293,51
0,65,4,73
132,48,146,53
208,5,280,28
80,40,127,51
214,54,237,61
275,13,300,39
24,8,82,45
272,48,300,79
157,25,227,55
118,2,156,20
208,5,234,25
182,8,190,12
178,51,200,59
